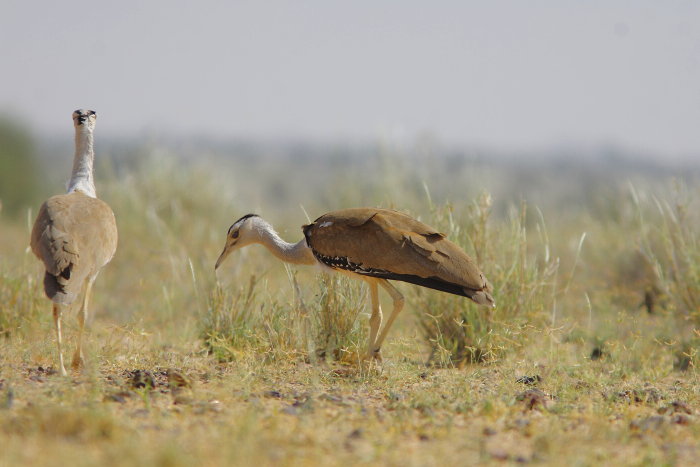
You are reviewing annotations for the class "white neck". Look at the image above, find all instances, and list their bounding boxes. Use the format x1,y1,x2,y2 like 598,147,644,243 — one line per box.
67,126,97,197
255,221,317,266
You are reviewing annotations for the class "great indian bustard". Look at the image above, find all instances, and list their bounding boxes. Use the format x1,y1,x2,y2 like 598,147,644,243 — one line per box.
215,208,494,360
30,109,118,376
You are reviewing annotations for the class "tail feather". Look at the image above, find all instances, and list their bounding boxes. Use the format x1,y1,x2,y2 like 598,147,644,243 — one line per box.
43,272,78,305
357,269,496,307
467,289,496,308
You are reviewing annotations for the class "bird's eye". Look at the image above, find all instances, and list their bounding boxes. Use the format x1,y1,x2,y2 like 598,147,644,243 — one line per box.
232,230,239,239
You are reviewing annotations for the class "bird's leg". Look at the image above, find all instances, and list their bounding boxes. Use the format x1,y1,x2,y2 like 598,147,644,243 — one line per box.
371,280,405,357
366,279,383,360
53,304,67,376
72,277,94,370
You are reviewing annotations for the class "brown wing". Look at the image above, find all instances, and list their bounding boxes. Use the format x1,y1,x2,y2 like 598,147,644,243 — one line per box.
303,208,493,304
31,192,118,304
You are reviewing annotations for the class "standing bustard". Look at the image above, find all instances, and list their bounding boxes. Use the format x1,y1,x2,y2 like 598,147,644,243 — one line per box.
30,109,117,376
215,208,494,360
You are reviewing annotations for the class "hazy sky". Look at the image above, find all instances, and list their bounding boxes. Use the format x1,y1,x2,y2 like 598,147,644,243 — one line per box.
2,1,699,156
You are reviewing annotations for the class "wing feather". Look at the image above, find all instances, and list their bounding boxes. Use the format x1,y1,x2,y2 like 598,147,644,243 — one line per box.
305,208,491,300
30,192,117,304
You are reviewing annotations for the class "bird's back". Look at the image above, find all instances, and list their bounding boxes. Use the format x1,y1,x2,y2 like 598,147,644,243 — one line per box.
303,208,493,305
31,191,117,304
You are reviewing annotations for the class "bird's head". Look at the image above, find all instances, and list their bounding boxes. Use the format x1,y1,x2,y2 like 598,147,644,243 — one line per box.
72,109,97,131
215,214,263,270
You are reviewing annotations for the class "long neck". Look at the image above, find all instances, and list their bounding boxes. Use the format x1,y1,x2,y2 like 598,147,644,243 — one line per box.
67,126,97,197
257,223,317,266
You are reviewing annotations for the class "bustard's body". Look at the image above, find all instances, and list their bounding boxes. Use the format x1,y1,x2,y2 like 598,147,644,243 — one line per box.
30,109,117,376
215,208,494,360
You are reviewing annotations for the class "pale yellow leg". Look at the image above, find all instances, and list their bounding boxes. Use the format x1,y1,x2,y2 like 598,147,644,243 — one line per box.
370,280,405,357
72,278,94,370
365,279,383,360
53,304,67,376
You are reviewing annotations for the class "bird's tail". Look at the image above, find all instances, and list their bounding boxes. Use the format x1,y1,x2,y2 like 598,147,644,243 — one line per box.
466,288,496,308
43,272,77,305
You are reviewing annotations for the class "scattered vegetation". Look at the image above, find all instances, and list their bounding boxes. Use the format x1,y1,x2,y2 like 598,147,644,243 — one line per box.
633,184,700,326
415,193,559,366
201,278,262,361
0,115,42,216
202,272,367,364
1,141,699,465
309,273,367,362
0,268,44,339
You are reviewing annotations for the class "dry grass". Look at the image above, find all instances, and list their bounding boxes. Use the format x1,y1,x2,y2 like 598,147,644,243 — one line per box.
415,193,559,367
1,149,699,466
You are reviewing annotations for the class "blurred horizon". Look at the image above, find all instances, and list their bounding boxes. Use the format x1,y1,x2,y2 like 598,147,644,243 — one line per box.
2,1,699,160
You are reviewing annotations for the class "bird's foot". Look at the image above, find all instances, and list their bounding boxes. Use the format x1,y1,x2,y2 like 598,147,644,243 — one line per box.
363,348,383,362
358,350,383,374
56,354,68,376
71,351,84,371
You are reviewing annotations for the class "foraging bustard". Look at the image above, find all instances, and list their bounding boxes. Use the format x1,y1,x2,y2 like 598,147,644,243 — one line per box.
30,110,117,376
215,208,494,360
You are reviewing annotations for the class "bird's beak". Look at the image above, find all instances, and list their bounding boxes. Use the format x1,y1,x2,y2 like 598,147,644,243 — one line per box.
215,243,233,270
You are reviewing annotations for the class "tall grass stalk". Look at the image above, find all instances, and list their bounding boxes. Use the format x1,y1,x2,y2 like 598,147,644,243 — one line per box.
310,274,367,362
201,270,367,363
415,193,559,366
632,184,699,325
201,276,261,361
0,266,44,339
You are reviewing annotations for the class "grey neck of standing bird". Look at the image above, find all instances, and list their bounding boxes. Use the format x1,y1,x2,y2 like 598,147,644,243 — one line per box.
257,222,317,266
67,126,97,198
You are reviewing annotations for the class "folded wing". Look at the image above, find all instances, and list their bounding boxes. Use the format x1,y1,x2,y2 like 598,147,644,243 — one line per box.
303,208,493,305
30,192,118,304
